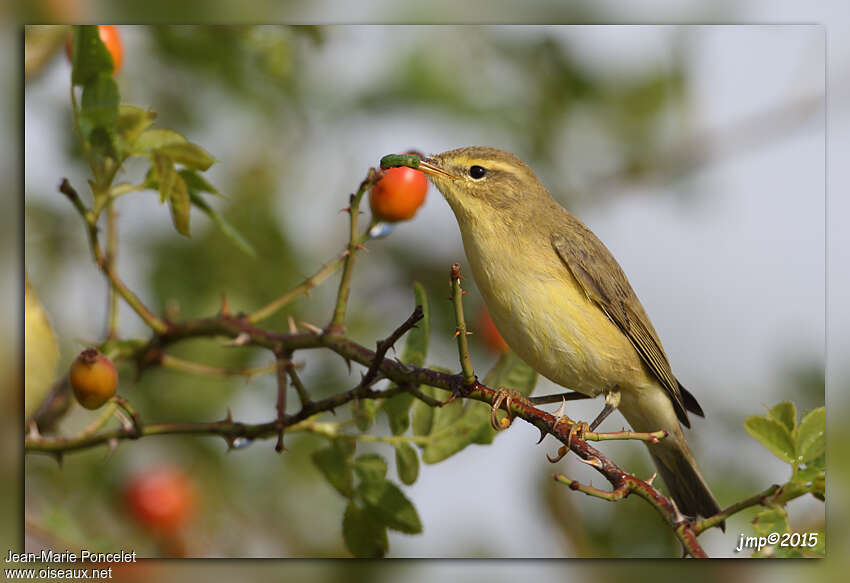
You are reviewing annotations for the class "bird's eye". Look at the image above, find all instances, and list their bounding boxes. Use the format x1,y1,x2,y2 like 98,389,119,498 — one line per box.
469,165,487,179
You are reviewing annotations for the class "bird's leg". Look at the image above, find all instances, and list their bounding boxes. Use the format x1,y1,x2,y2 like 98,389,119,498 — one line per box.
490,387,527,430
589,388,621,431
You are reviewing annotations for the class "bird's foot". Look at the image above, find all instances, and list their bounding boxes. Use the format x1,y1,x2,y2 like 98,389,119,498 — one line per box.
545,402,590,462
490,387,526,430
552,397,589,443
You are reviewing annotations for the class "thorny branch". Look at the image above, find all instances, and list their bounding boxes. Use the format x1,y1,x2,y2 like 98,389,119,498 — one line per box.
35,174,767,559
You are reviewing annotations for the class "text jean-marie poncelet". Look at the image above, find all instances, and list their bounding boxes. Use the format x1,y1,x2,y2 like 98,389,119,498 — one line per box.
5,549,137,563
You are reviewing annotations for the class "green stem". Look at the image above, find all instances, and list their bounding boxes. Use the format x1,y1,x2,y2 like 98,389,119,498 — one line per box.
327,172,381,335
105,200,119,339
450,264,475,385
60,179,168,334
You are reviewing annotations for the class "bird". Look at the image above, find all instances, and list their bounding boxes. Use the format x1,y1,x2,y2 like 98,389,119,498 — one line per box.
416,146,722,524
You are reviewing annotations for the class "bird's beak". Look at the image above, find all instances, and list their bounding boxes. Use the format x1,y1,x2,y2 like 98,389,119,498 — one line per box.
418,158,457,181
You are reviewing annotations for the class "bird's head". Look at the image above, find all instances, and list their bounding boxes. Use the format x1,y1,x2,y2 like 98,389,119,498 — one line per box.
418,146,551,223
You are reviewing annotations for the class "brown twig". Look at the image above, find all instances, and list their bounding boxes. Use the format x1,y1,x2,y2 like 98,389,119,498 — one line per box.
358,305,424,390
274,350,288,452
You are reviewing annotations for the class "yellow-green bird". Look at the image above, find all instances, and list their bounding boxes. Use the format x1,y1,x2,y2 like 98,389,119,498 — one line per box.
418,146,721,523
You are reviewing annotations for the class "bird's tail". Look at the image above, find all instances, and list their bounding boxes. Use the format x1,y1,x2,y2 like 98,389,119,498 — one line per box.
647,438,724,530
617,386,723,529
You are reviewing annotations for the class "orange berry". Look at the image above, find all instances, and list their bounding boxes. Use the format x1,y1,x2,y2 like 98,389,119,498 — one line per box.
65,25,124,74
124,467,196,532
479,307,509,354
69,348,117,409
369,166,428,222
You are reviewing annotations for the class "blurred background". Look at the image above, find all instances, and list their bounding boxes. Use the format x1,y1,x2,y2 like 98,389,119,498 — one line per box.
9,1,849,581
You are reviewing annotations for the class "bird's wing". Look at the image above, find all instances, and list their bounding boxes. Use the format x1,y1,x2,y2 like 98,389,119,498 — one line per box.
551,228,691,426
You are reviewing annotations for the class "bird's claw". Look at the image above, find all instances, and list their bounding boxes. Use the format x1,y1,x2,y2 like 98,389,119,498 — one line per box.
490,387,524,431
546,412,590,461
553,412,590,444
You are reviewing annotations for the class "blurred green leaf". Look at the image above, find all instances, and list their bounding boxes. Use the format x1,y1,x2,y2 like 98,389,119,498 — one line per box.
811,473,825,500
744,415,795,464
381,283,431,434
342,502,387,558
767,401,796,434
795,406,825,463
80,73,119,133
794,454,824,483
419,353,538,464
311,440,355,498
428,394,464,433
70,25,114,85
421,408,495,464
483,350,538,397
168,173,192,236
153,152,177,203
382,392,414,436
353,454,387,484
401,282,429,367
752,507,789,537
179,168,224,197
394,442,419,485
134,128,187,152
352,398,377,432
115,105,157,151
357,481,422,534
188,190,255,256
411,385,437,437
24,279,59,420
157,142,215,171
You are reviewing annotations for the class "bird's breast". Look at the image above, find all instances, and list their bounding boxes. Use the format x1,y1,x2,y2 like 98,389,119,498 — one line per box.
460,223,648,397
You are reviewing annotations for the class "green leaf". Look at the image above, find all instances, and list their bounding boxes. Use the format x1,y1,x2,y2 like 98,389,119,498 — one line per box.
380,284,431,435
157,142,215,171
115,105,156,151
352,398,376,432
795,406,825,463
311,440,355,498
744,415,796,463
134,128,187,152
767,401,796,434
358,481,422,534
382,392,415,436
429,394,464,433
188,190,256,256
24,280,59,420
70,26,114,85
180,169,224,197
752,507,789,536
80,73,119,132
353,454,387,484
483,350,538,397
811,474,825,500
394,442,419,485
411,386,437,437
793,455,824,483
153,153,177,202
422,406,494,464
401,282,429,367
168,173,191,236
342,502,387,558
